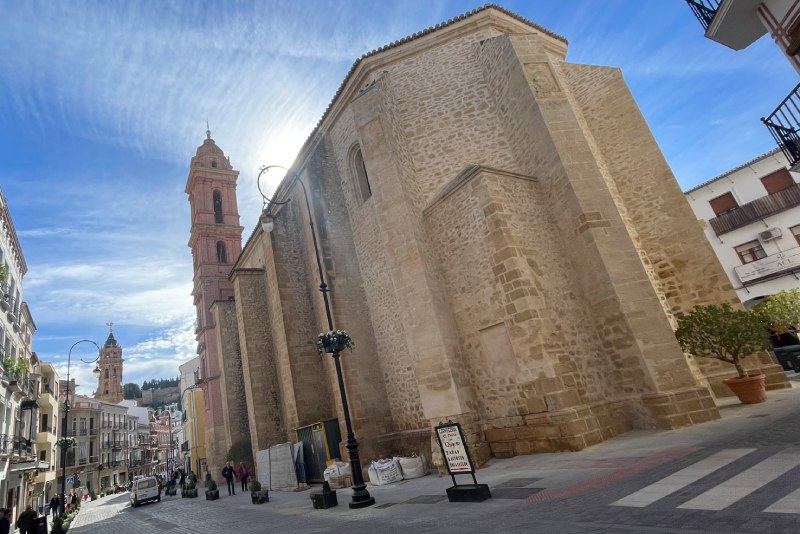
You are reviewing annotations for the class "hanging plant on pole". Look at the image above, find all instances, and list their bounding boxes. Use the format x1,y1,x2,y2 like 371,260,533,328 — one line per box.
315,330,355,354
55,437,77,449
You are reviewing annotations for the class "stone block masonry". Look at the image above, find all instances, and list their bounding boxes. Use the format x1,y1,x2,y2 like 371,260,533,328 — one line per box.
218,6,788,473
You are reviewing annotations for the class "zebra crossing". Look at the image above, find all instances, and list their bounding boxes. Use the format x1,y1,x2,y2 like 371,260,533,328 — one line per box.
612,448,800,514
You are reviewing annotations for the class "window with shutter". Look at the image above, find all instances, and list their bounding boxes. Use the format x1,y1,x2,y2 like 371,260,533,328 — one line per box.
760,168,795,195
735,240,767,264
790,224,800,245
709,192,739,216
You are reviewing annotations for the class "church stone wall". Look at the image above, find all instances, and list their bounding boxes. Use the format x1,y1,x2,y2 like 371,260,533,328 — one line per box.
262,198,336,434
558,63,789,394
233,7,788,467
231,269,285,464
210,300,250,461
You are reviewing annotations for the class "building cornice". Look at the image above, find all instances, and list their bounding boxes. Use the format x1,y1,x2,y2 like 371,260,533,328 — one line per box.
684,148,784,194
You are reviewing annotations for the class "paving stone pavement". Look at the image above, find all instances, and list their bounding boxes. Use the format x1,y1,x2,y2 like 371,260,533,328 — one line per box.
68,375,800,533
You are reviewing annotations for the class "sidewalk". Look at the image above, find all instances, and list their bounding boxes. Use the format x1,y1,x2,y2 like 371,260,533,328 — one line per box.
70,376,800,533
265,376,800,508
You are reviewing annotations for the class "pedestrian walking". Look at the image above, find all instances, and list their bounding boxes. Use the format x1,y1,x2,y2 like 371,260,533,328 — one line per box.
221,461,236,496
48,495,59,516
16,505,37,534
237,462,249,492
0,509,9,534
179,470,186,490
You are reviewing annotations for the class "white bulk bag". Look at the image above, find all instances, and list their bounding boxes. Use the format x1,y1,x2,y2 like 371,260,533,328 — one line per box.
367,458,403,485
396,455,427,479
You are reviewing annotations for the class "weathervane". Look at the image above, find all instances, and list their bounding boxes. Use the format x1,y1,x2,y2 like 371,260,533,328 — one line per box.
106,321,113,333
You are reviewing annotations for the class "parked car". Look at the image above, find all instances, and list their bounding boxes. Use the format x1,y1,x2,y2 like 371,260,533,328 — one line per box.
130,476,161,507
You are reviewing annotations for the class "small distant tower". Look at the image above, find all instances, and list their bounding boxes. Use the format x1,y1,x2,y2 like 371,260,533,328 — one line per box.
95,322,124,403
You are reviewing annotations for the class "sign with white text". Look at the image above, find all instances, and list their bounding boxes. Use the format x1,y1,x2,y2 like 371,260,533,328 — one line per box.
435,422,474,475
735,246,800,284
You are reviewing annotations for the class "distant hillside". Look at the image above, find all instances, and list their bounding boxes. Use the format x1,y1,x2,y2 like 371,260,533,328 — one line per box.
142,377,179,390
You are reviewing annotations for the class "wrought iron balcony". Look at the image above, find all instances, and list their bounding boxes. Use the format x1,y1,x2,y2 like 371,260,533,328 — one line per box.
11,436,33,459
709,183,800,235
78,428,88,436
685,0,721,30
763,83,800,169
89,427,98,435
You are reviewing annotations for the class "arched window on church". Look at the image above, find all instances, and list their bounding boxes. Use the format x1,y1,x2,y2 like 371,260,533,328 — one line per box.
104,369,109,379
217,241,227,264
351,146,372,202
213,190,223,224
211,160,218,168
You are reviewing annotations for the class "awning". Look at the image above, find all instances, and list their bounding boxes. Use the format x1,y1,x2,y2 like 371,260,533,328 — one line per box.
20,400,39,410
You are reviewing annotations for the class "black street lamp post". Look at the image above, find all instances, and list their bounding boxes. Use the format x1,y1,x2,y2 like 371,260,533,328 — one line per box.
258,165,375,509
59,339,101,514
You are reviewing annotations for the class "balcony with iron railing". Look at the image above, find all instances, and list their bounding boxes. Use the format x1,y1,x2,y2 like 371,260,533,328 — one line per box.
763,83,800,170
708,182,800,235
10,436,33,460
685,0,720,30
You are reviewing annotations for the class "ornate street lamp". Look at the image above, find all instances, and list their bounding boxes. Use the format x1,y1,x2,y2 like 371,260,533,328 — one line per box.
257,165,375,509
59,339,100,514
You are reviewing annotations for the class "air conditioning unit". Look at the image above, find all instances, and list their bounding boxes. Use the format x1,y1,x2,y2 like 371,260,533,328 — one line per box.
758,228,783,242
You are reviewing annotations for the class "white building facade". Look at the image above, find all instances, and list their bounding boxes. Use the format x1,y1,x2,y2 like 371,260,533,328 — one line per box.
0,188,41,517
685,149,800,306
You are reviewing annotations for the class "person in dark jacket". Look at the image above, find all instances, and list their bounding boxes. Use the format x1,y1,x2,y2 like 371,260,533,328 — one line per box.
48,495,60,516
16,505,37,534
221,462,236,496
0,508,10,534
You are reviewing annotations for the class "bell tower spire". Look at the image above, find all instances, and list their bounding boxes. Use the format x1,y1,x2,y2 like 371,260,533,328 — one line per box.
95,322,124,403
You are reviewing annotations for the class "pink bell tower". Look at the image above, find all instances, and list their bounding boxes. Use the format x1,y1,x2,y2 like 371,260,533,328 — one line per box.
185,126,244,476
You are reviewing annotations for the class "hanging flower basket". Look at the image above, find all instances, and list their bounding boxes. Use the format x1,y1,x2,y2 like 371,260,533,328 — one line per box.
56,436,77,449
316,330,355,354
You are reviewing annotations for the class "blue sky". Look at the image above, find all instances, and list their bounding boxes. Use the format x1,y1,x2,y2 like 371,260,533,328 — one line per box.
0,1,796,395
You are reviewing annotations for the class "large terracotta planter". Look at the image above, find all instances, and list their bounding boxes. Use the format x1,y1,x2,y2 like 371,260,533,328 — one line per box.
723,374,766,404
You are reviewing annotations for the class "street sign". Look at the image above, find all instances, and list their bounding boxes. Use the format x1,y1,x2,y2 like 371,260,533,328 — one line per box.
66,476,75,486
167,459,174,468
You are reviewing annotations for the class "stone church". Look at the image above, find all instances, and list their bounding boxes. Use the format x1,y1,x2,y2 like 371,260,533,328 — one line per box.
187,5,789,472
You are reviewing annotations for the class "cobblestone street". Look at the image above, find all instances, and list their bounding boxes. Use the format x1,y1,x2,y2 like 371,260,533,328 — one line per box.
68,379,800,534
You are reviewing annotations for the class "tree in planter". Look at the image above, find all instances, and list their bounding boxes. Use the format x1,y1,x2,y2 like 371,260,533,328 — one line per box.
205,479,219,500
676,304,770,378
676,303,771,403
249,480,268,504
753,288,800,340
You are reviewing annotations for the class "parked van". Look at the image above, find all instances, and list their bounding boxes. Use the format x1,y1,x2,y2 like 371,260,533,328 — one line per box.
130,476,160,507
